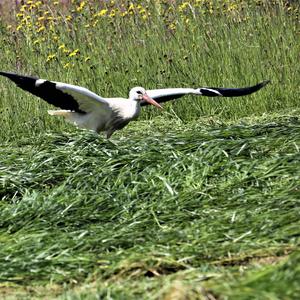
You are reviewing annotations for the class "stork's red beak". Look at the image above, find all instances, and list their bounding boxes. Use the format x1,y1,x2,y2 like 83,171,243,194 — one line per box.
142,94,163,109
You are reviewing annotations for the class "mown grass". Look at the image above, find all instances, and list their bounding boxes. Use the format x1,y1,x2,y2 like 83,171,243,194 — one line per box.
1,114,300,299
0,1,299,299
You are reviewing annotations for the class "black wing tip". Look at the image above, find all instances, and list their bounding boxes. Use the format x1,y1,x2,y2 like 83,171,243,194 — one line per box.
0,71,38,81
212,79,271,97
0,71,21,77
248,79,271,94
1,71,85,113
0,71,17,78
258,80,271,88
263,79,271,86
0,71,14,75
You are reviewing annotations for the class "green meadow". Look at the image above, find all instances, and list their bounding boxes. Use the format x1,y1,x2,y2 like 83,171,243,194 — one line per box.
0,1,299,299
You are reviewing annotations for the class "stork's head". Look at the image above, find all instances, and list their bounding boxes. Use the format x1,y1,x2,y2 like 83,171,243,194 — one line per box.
129,87,163,109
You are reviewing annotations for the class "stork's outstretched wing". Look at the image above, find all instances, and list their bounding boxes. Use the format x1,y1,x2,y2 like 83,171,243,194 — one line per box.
142,80,270,106
0,71,109,113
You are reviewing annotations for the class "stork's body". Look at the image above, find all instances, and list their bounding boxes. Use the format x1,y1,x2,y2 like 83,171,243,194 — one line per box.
49,95,141,138
0,71,269,138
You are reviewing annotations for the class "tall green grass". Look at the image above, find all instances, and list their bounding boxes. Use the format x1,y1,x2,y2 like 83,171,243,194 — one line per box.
0,1,299,299
0,1,299,141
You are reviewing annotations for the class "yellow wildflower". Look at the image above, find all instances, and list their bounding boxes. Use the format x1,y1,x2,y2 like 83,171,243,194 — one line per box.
227,3,238,12
20,5,27,12
179,2,189,12
16,25,23,31
63,62,73,69
59,44,66,50
97,9,108,17
168,23,176,30
37,26,45,33
76,1,86,12
69,49,80,57
84,57,90,62
29,4,36,10
46,54,56,62
66,15,72,21
109,10,116,17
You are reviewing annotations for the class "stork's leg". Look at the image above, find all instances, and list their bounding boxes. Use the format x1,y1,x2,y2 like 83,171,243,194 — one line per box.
105,130,115,139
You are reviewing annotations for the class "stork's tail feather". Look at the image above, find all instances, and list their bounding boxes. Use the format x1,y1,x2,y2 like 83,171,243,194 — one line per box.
48,110,82,126
199,80,270,97
48,110,99,133
48,110,71,116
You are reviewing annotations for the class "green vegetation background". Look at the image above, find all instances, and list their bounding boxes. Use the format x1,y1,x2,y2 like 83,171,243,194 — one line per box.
0,1,299,299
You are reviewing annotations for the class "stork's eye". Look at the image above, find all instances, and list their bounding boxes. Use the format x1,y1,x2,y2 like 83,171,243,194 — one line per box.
136,91,143,95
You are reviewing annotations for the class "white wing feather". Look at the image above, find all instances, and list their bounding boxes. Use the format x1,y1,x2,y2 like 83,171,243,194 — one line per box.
146,88,198,99
55,82,111,113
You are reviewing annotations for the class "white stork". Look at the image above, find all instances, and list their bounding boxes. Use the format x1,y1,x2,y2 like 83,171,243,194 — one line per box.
0,71,269,138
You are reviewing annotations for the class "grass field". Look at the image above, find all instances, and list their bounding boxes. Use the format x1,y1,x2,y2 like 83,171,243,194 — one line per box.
0,1,299,299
